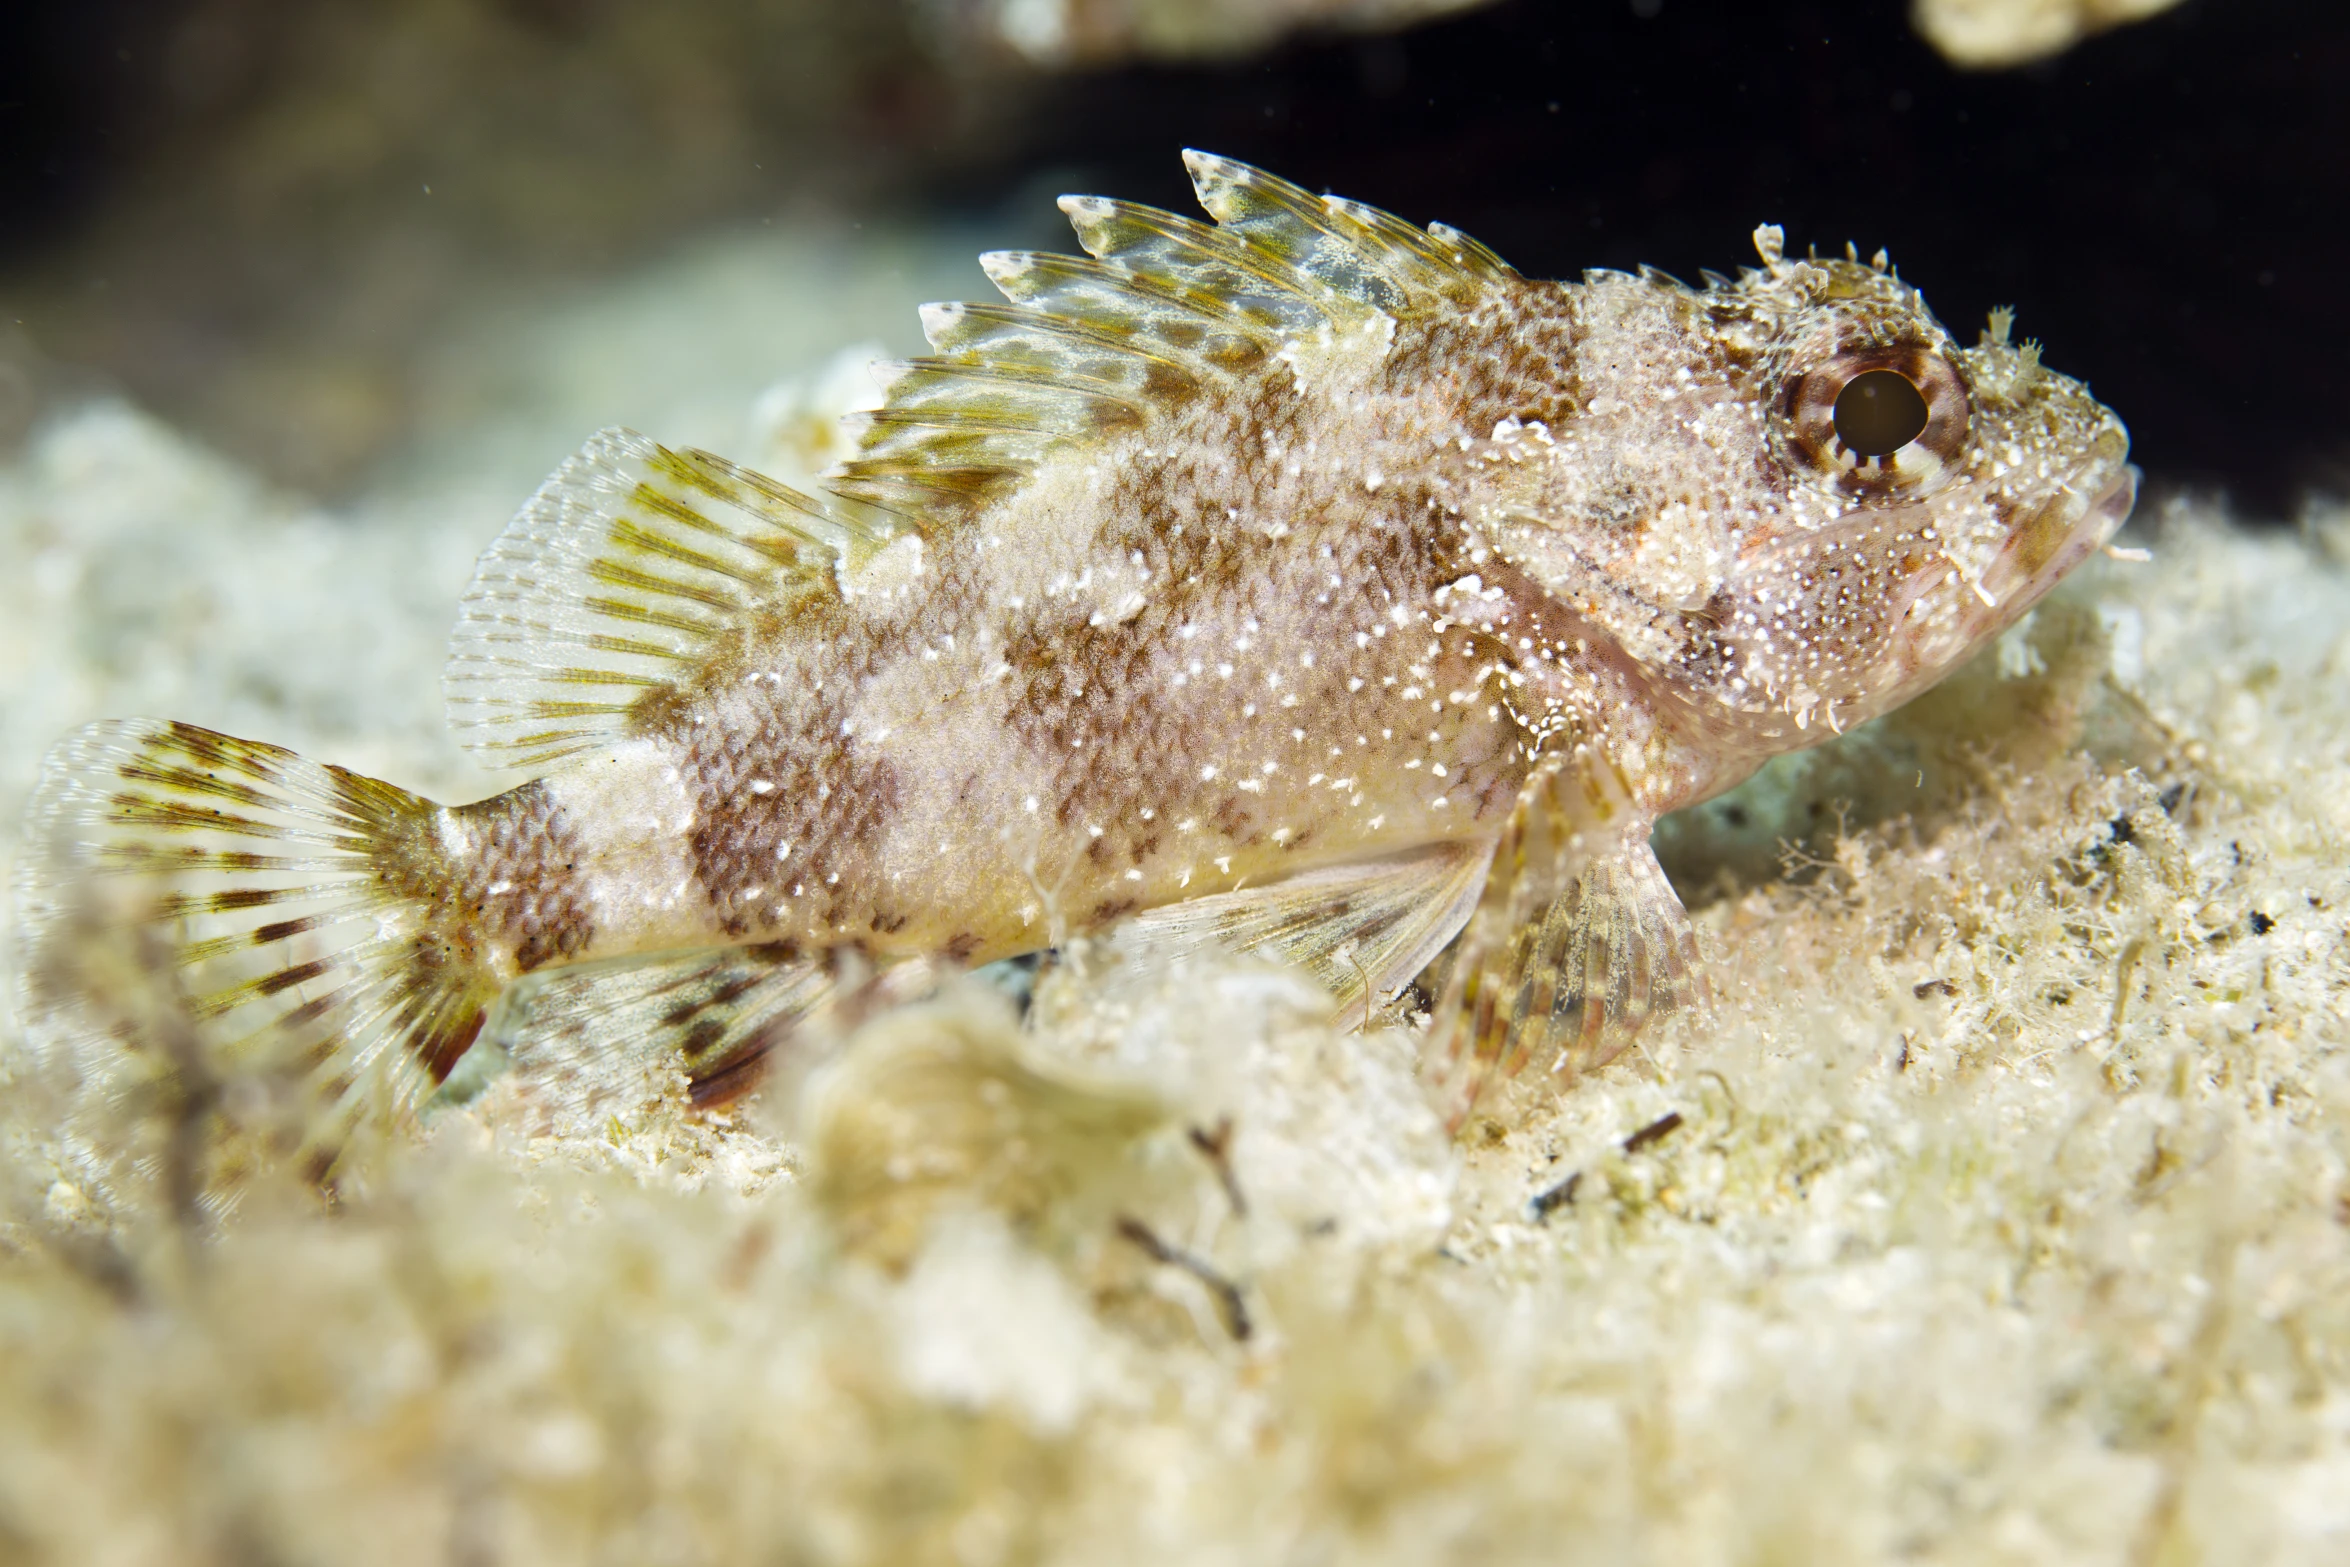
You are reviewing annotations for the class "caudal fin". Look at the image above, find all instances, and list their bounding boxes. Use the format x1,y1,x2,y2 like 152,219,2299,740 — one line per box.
13,720,497,1170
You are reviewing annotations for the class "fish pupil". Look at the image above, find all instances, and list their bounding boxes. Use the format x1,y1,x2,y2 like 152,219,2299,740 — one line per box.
1833,369,1930,457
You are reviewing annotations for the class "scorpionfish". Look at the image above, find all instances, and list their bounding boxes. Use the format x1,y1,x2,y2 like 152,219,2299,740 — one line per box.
16,153,2134,1146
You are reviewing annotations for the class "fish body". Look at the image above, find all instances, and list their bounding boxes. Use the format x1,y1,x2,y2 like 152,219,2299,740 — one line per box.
16,155,2133,1142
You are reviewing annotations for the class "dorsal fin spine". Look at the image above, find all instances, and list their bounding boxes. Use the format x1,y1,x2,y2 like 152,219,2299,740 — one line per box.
922,300,1207,376
1425,221,1519,280
1180,150,1417,313
1326,203,1489,307
980,249,1263,336
878,357,1152,406
1054,195,1333,332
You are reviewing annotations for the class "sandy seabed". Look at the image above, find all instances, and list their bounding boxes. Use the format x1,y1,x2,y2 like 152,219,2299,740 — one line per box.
1,219,2346,1566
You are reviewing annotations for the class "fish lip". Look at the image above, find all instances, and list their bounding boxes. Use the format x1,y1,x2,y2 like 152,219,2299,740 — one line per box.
1985,459,2139,601
2086,464,2140,548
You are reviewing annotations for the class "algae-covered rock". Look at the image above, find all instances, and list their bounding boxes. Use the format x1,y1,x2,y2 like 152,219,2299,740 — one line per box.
3,217,2348,1563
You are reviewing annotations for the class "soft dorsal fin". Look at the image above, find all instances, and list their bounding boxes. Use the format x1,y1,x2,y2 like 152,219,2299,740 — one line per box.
827,149,1518,517
445,427,902,769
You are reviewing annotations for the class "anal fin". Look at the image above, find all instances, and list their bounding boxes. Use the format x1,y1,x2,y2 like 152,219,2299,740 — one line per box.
483,942,909,1132
1106,842,1491,1025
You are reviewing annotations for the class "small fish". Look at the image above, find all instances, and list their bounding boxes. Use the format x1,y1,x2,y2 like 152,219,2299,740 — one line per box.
14,153,2133,1149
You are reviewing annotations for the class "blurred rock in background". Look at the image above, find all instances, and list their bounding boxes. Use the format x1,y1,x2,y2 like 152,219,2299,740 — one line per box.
0,0,1009,493
1914,0,2190,68
935,0,1494,66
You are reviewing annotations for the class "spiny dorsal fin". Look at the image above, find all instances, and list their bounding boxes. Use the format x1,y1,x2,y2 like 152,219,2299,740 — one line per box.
1179,149,1500,312
1426,221,1519,282
450,158,1522,767
825,150,1518,518
446,427,902,770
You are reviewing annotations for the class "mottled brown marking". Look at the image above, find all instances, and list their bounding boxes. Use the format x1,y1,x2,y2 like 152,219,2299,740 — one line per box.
668,671,906,937
687,1047,772,1108
22,157,2124,1133
255,959,333,997
448,782,594,973
412,1001,486,1084
1392,283,1585,433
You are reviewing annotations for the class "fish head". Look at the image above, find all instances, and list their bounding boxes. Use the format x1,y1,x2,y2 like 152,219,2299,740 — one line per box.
1520,242,2140,745
1447,233,2133,755
1717,249,2136,728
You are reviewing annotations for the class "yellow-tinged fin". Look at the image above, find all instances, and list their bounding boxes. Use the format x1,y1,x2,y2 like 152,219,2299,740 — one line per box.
1178,149,1509,311
1107,841,1491,1024
13,721,497,1173
828,149,1519,517
445,427,903,770
1432,821,1705,1119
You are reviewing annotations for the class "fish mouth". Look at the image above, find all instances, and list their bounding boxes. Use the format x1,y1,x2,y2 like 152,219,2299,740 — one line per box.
1977,460,2139,611
1876,459,2137,705
2083,464,2140,550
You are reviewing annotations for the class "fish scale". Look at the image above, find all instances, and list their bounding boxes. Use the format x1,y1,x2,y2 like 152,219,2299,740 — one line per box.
14,151,2134,1160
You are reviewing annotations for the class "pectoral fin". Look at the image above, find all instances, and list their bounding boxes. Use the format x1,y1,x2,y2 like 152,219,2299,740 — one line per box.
1106,841,1491,1025
1432,765,1704,1116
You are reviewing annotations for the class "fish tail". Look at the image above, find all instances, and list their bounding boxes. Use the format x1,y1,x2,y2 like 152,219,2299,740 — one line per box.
14,720,501,1162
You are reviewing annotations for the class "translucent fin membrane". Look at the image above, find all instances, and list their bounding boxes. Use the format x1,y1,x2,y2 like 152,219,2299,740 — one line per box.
1110,841,1491,1025
445,428,901,770
829,149,1521,521
488,942,841,1121
1431,780,1706,1120
14,721,483,1173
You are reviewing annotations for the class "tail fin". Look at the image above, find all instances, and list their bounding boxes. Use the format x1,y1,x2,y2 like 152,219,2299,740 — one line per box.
13,720,495,1168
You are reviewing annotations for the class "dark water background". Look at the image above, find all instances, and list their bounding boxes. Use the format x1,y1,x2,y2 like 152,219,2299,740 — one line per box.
3,0,2341,512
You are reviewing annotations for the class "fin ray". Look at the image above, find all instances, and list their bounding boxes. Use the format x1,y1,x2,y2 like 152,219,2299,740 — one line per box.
445,427,895,770
488,944,842,1123
1110,841,1490,1022
1182,150,1427,314
13,721,498,1175
832,152,1517,521
1431,769,1705,1115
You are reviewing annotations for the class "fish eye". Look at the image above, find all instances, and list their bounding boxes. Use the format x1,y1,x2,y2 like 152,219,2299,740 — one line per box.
1833,370,1929,457
1782,343,1970,487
